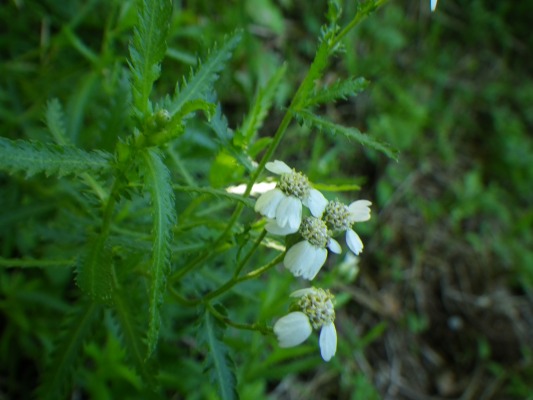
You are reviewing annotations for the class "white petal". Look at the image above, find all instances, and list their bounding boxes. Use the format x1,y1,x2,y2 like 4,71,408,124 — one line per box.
431,0,438,11
290,287,316,298
255,189,284,219
346,229,364,255
348,200,372,222
276,196,302,231
319,322,337,362
304,188,328,217
266,160,292,175
327,238,342,254
284,241,324,279
273,312,312,348
302,247,328,280
265,219,298,235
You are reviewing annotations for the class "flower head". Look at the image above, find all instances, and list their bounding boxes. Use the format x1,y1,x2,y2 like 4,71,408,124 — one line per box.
322,200,371,255
281,217,341,280
254,161,327,232
273,287,337,362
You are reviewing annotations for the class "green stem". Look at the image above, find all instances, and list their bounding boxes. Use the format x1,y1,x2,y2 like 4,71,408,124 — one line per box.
233,229,267,278
171,252,285,305
206,302,273,335
331,0,388,48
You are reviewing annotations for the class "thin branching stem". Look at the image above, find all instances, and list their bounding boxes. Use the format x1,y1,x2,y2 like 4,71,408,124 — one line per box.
205,302,273,335
233,229,267,278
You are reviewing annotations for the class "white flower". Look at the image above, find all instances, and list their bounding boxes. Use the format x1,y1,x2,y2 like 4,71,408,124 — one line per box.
254,161,327,231
431,0,438,12
281,217,341,280
322,200,371,256
273,287,337,362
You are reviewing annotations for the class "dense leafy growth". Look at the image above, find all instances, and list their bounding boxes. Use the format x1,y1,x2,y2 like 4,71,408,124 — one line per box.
1,0,532,399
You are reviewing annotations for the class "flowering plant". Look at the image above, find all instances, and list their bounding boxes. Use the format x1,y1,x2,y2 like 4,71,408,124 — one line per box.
0,0,437,398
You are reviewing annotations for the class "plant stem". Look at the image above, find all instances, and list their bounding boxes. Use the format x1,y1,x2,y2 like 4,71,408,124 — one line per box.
233,229,267,278
206,302,273,334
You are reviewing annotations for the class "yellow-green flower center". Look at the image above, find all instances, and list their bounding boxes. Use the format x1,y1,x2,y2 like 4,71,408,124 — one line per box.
297,288,335,330
278,171,310,200
323,201,351,231
300,217,329,248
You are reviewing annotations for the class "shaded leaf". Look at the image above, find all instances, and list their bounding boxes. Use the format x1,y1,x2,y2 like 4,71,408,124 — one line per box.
0,137,112,178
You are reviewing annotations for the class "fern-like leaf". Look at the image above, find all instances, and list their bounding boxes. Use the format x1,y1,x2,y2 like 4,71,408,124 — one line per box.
76,235,114,303
35,302,99,400
197,306,238,400
295,109,399,160
112,289,155,387
0,137,112,178
129,0,172,117
140,148,176,358
168,31,242,116
305,76,369,108
44,98,68,145
234,64,287,149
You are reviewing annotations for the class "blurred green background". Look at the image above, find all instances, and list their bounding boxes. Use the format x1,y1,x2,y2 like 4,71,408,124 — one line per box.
1,0,532,399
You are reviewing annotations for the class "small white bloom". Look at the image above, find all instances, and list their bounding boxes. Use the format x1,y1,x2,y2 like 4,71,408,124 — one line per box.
273,311,312,347
322,200,371,256
283,217,341,280
273,287,337,362
254,161,327,231
431,0,438,12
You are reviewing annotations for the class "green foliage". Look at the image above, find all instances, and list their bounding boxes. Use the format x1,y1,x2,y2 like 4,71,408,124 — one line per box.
0,137,112,178
305,76,369,108
234,64,287,149
35,303,100,400
197,307,238,400
295,109,399,160
129,0,172,118
140,148,177,357
3,0,531,399
168,32,242,116
76,235,114,303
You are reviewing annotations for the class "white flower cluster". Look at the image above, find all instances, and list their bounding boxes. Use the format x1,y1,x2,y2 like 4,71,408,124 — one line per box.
254,160,372,361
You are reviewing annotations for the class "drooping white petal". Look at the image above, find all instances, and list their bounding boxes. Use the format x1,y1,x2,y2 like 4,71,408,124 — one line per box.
431,0,438,12
348,200,372,222
319,322,337,362
284,241,325,279
304,188,328,217
302,247,328,280
266,160,292,175
346,229,364,255
265,219,298,235
327,238,342,254
276,196,302,231
273,311,313,347
290,287,316,298
255,189,284,219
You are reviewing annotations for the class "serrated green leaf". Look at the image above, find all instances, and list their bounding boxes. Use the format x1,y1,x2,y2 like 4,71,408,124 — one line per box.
305,76,369,108
197,307,238,400
295,109,399,160
35,302,99,400
76,235,114,303
44,98,68,145
208,100,255,172
169,31,242,116
234,64,287,149
0,137,112,178
140,148,176,358
112,290,155,387
129,0,172,117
